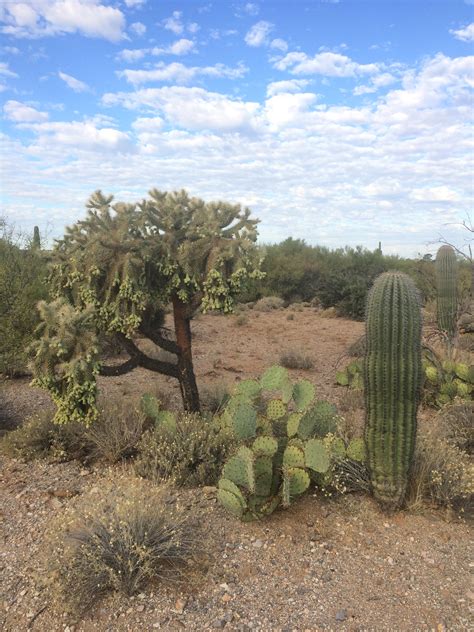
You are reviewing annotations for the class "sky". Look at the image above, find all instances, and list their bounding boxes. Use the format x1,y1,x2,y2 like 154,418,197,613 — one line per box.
0,0,473,257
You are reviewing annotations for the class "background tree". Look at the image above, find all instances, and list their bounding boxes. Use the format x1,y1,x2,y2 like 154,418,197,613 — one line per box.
31,189,262,422
0,221,48,376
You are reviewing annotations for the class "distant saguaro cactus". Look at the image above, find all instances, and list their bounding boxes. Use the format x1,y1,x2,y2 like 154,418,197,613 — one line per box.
435,245,458,338
364,272,422,510
32,226,41,250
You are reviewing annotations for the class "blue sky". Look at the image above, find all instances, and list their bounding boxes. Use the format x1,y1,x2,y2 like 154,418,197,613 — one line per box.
0,0,473,256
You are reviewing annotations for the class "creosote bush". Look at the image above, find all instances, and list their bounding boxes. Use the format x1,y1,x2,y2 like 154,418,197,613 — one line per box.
43,479,198,614
135,413,235,487
279,350,314,370
1,411,92,462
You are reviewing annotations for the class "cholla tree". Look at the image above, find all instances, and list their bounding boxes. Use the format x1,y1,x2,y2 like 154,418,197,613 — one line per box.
31,189,262,423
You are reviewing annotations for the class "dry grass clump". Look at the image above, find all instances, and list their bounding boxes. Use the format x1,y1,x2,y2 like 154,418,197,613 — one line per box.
254,296,284,312
234,314,249,326
1,411,92,462
407,420,474,513
286,313,295,321
86,398,147,463
279,350,314,370
439,401,473,454
44,479,198,614
347,335,366,358
134,413,234,487
200,382,231,414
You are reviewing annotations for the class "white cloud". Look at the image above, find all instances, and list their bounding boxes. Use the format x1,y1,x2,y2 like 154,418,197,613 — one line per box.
409,186,462,203
354,72,397,95
132,116,164,132
3,99,48,122
0,0,126,42
28,120,133,152
450,22,474,42
244,20,273,47
116,48,147,62
270,38,288,52
103,86,260,132
187,22,200,34
168,38,195,55
118,61,248,86
243,3,259,15
162,10,183,35
265,92,317,129
58,70,90,92
0,62,18,78
266,79,310,97
130,21,146,36
275,51,380,77
124,0,146,7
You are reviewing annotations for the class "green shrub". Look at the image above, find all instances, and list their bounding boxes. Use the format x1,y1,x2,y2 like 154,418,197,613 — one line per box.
1,411,92,462
44,479,198,614
235,314,248,326
0,221,49,376
279,350,314,370
135,412,235,487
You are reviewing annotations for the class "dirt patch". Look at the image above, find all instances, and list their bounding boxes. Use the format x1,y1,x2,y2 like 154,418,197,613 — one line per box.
0,308,472,631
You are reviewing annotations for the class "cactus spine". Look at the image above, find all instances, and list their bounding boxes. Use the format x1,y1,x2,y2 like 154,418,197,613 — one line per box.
364,272,422,509
435,245,458,338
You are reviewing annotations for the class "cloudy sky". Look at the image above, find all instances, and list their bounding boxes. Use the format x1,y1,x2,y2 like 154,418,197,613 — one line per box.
0,0,473,256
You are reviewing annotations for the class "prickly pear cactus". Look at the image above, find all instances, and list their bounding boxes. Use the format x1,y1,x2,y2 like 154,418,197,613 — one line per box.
217,366,345,520
364,272,422,510
436,245,458,338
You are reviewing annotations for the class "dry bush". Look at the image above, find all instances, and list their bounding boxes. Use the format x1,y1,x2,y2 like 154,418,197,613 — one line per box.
279,350,314,370
86,398,147,463
407,421,474,513
234,314,248,326
1,411,92,462
134,413,234,487
457,333,474,352
43,479,199,615
438,401,473,454
347,335,366,358
286,313,295,321
254,296,284,312
200,382,231,414
320,307,338,318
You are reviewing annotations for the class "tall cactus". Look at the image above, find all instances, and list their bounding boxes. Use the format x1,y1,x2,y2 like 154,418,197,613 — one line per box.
435,245,458,338
364,272,422,510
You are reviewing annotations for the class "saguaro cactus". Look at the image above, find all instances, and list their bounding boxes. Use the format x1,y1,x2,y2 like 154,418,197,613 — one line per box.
435,245,458,338
364,272,422,509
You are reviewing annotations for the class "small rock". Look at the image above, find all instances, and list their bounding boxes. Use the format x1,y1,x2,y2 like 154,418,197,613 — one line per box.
221,594,232,604
212,617,226,628
335,609,348,622
252,539,263,549
136,604,145,613
203,486,217,495
174,598,186,614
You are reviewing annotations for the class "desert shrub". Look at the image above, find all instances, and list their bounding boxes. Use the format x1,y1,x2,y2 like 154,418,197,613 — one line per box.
439,401,474,454
44,479,198,614
135,413,235,487
86,398,147,463
0,221,49,376
254,296,284,311
235,314,248,326
279,350,314,370
200,382,231,414
1,411,92,462
286,313,295,321
408,433,473,512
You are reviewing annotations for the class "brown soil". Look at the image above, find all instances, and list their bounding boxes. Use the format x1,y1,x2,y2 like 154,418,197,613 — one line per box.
0,308,472,631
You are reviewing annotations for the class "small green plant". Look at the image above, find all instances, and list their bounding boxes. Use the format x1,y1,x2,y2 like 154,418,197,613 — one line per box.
279,350,314,370
335,359,363,389
1,411,92,462
44,479,198,614
135,398,234,487
422,353,473,408
217,366,364,521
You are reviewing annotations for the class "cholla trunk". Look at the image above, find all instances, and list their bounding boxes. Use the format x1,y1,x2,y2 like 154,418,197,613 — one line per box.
172,296,200,413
